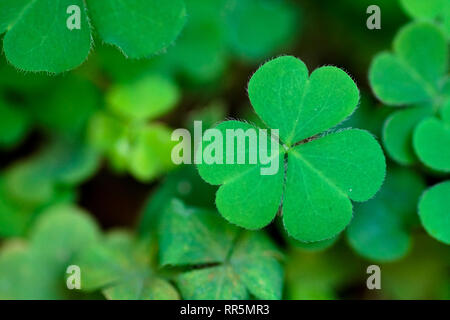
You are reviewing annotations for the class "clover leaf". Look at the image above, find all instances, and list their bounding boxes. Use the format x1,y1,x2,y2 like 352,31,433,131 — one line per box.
418,181,450,244
197,56,386,242
347,166,426,262
159,199,283,300
76,231,179,300
0,0,187,73
0,204,100,299
400,0,450,38
369,22,449,168
88,75,179,181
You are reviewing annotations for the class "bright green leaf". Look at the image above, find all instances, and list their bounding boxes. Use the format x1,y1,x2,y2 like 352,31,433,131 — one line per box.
413,117,450,172
382,106,433,165
248,56,360,146
418,181,450,244
198,56,385,242
369,22,447,106
86,0,187,59
0,0,187,73
106,75,179,121
284,129,385,241
1,0,91,73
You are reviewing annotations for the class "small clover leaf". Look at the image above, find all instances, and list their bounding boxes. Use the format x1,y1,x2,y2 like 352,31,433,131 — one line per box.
347,167,426,262
88,75,179,181
197,56,386,242
76,231,179,300
418,181,450,244
106,75,180,121
369,22,449,169
159,199,283,300
413,116,450,172
0,204,100,299
382,106,433,165
0,0,187,73
400,0,450,38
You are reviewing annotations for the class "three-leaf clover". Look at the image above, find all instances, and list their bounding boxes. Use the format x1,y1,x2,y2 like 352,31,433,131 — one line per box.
159,199,284,300
347,166,426,262
418,180,450,244
0,0,187,73
400,0,450,38
88,74,178,181
369,22,449,170
197,56,386,242
76,231,179,300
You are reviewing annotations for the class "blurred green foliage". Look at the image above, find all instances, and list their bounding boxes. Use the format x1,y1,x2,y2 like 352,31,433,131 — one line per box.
0,0,448,300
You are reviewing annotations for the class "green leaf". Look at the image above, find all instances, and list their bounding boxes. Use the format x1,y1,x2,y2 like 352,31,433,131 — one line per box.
197,121,285,230
382,106,433,165
418,181,450,244
400,0,450,38
284,129,385,241
76,231,179,300
176,265,249,300
1,0,91,73
88,112,175,182
30,204,101,268
224,0,299,61
0,0,187,73
161,200,283,300
0,240,62,299
162,0,228,84
441,98,450,123
413,117,450,172
198,56,385,242
248,56,360,146
347,167,426,262
369,22,447,106
128,123,176,181
159,200,237,266
106,75,179,121
0,204,101,299
86,0,187,59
